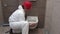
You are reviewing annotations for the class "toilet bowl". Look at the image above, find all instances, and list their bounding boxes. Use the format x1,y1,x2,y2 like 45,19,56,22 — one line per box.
27,16,38,29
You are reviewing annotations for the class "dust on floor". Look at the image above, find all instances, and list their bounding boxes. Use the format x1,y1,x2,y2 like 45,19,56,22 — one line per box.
0,26,44,34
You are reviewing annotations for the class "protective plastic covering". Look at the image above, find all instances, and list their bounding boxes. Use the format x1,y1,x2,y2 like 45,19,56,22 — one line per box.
9,21,27,29
9,21,29,34
9,5,25,22
9,5,29,34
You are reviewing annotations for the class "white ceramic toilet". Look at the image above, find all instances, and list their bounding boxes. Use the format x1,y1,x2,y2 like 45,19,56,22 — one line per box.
27,16,38,29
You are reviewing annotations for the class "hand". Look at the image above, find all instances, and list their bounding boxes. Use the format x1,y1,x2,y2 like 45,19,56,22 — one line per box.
29,23,36,27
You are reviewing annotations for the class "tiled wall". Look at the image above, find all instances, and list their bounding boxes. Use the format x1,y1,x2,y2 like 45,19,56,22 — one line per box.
24,0,46,28
1,0,46,28
19,0,46,28
0,0,4,25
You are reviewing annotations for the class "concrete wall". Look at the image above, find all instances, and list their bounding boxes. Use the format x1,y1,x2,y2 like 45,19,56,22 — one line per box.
0,0,4,25
45,0,60,34
45,0,53,31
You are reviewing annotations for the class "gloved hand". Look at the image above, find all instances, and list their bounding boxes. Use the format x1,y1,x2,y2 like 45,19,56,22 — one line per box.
29,23,36,27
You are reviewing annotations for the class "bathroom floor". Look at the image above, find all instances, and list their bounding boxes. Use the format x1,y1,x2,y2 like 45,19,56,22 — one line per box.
0,26,44,34
29,28,44,34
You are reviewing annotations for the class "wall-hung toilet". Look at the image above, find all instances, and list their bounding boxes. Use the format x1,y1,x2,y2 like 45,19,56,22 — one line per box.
27,16,38,29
